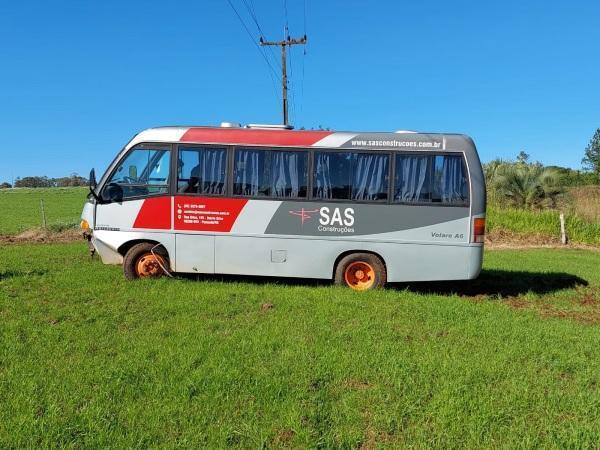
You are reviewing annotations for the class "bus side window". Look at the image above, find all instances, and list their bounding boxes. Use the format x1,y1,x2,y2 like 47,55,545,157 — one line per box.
313,151,353,200
102,148,170,202
233,149,269,196
394,153,469,205
232,148,308,199
313,151,389,202
269,150,308,198
432,155,469,204
351,153,389,201
394,154,434,203
177,146,227,195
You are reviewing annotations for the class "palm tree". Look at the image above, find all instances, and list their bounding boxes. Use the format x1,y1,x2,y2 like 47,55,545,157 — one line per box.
492,164,564,209
483,158,506,184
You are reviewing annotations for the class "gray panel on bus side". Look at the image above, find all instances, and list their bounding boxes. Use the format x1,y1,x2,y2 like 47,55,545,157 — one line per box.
264,203,469,237
384,243,474,282
213,235,474,282
214,236,324,278
175,234,215,274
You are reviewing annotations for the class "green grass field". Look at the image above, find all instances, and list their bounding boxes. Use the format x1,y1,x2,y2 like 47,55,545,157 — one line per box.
0,187,88,234
1,242,599,448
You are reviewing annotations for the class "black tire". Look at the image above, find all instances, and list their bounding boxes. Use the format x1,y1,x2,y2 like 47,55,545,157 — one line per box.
334,252,386,290
123,242,170,280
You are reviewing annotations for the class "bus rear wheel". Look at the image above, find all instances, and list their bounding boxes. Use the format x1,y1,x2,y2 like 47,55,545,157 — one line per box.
123,243,170,280
334,253,386,290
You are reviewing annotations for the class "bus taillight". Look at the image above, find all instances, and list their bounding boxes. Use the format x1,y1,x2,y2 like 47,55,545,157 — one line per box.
473,218,485,243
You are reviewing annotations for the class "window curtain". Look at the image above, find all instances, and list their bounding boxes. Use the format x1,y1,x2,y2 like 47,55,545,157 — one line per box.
235,150,261,196
314,153,332,199
199,149,226,194
352,154,388,200
271,152,300,197
395,155,432,202
440,156,465,203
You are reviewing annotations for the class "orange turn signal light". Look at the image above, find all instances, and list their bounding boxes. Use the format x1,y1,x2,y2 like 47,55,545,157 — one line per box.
80,219,90,231
473,218,485,243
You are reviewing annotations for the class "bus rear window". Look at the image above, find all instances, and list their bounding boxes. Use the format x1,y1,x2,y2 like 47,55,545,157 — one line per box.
394,154,469,205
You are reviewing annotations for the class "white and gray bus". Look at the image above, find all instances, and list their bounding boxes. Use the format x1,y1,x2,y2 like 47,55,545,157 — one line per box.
81,123,486,290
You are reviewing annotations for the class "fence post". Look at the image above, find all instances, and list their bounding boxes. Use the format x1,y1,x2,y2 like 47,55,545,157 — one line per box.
40,199,47,229
559,212,567,245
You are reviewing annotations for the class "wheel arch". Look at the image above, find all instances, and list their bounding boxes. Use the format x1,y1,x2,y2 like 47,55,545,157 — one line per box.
332,249,387,279
118,239,170,259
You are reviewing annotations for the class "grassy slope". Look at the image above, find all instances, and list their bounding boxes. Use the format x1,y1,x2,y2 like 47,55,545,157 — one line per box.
0,187,88,235
487,203,600,245
1,243,599,448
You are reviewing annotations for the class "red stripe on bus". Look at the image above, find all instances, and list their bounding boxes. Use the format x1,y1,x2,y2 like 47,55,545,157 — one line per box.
180,128,332,146
174,196,248,232
133,196,172,230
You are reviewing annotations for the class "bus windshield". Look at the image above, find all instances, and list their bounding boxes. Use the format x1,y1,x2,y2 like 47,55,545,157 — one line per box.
101,146,170,201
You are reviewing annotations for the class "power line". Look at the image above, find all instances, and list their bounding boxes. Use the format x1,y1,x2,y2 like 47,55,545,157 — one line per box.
225,0,280,104
240,0,280,71
226,0,309,125
225,0,278,78
241,0,265,38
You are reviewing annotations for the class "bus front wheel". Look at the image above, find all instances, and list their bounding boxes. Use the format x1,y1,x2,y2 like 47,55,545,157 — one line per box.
334,253,386,290
123,243,170,280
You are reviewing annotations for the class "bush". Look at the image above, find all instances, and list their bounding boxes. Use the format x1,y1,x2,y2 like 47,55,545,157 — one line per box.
561,186,600,222
491,164,564,209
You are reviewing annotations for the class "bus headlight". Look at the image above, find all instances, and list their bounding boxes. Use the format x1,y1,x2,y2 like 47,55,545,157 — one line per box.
80,219,90,231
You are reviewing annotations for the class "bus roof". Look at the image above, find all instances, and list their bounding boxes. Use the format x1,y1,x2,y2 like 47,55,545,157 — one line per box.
125,125,477,154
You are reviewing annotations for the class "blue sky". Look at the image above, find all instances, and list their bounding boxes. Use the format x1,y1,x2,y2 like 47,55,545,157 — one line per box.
1,0,599,183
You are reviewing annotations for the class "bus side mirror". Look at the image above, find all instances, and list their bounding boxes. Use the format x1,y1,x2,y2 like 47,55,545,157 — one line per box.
88,168,102,203
89,168,97,189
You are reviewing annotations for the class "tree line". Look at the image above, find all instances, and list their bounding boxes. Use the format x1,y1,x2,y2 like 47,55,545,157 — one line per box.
484,126,600,210
0,173,88,189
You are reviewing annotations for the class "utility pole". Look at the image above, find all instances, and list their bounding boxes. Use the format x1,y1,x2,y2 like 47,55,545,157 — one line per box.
260,31,307,126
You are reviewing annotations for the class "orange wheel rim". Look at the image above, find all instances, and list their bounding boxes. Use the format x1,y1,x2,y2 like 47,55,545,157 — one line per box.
344,261,375,290
135,252,166,278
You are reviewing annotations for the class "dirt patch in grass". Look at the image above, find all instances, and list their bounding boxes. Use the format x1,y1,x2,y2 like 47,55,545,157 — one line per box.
504,288,600,325
578,291,600,306
360,429,393,450
344,379,372,391
506,297,528,309
485,229,600,251
468,294,488,303
271,429,295,447
0,227,82,245
539,309,600,325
